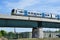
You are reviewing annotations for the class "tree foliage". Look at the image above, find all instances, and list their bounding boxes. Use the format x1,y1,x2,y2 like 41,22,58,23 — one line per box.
0,30,7,37
0,31,2,37
0,30,30,38
0,30,7,38
7,32,15,38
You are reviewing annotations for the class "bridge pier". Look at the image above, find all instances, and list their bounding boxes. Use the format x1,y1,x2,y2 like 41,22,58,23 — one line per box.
32,27,44,38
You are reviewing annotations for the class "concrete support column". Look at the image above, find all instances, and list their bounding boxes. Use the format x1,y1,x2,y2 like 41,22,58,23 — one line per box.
38,28,44,38
32,27,44,38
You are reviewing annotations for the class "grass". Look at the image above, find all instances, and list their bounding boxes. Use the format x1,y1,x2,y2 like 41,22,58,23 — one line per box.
9,38,60,40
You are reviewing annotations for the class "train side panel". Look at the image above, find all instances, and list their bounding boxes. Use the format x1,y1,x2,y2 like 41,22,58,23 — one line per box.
16,9,25,16
11,9,60,20
44,14,51,18
27,12,42,17
11,9,25,16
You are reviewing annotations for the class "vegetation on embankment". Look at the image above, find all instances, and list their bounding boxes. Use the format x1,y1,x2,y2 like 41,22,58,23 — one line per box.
8,38,60,40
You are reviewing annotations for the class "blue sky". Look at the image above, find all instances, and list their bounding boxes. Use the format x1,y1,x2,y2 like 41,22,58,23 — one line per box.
0,0,60,15
0,0,60,32
0,27,59,32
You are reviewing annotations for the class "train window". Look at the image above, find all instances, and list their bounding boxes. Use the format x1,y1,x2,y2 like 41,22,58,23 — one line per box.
40,14,42,15
56,15,59,17
18,11,23,13
16,10,17,13
31,12,33,14
11,9,15,13
47,14,49,16
37,13,40,15
34,13,36,15
28,12,30,14
45,14,49,16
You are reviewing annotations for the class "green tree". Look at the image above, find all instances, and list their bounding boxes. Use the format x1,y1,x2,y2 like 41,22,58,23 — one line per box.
0,31,2,37
8,32,15,39
18,32,30,38
0,30,7,37
18,33,23,38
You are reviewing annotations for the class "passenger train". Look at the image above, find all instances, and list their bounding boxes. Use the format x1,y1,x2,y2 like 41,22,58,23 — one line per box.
11,9,60,20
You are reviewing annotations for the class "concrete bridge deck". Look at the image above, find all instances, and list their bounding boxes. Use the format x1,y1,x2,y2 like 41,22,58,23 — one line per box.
0,14,60,28
0,14,60,23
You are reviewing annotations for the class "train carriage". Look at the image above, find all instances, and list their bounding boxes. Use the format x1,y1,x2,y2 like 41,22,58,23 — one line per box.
11,9,25,16
11,9,60,20
27,12,36,16
27,12,42,17
43,13,51,18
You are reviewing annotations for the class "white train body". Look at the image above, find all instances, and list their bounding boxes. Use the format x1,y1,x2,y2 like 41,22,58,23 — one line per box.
11,9,60,20
44,13,51,18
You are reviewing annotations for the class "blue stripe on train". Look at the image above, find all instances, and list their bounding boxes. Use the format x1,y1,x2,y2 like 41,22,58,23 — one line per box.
42,13,45,18
24,10,28,16
56,15,60,20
